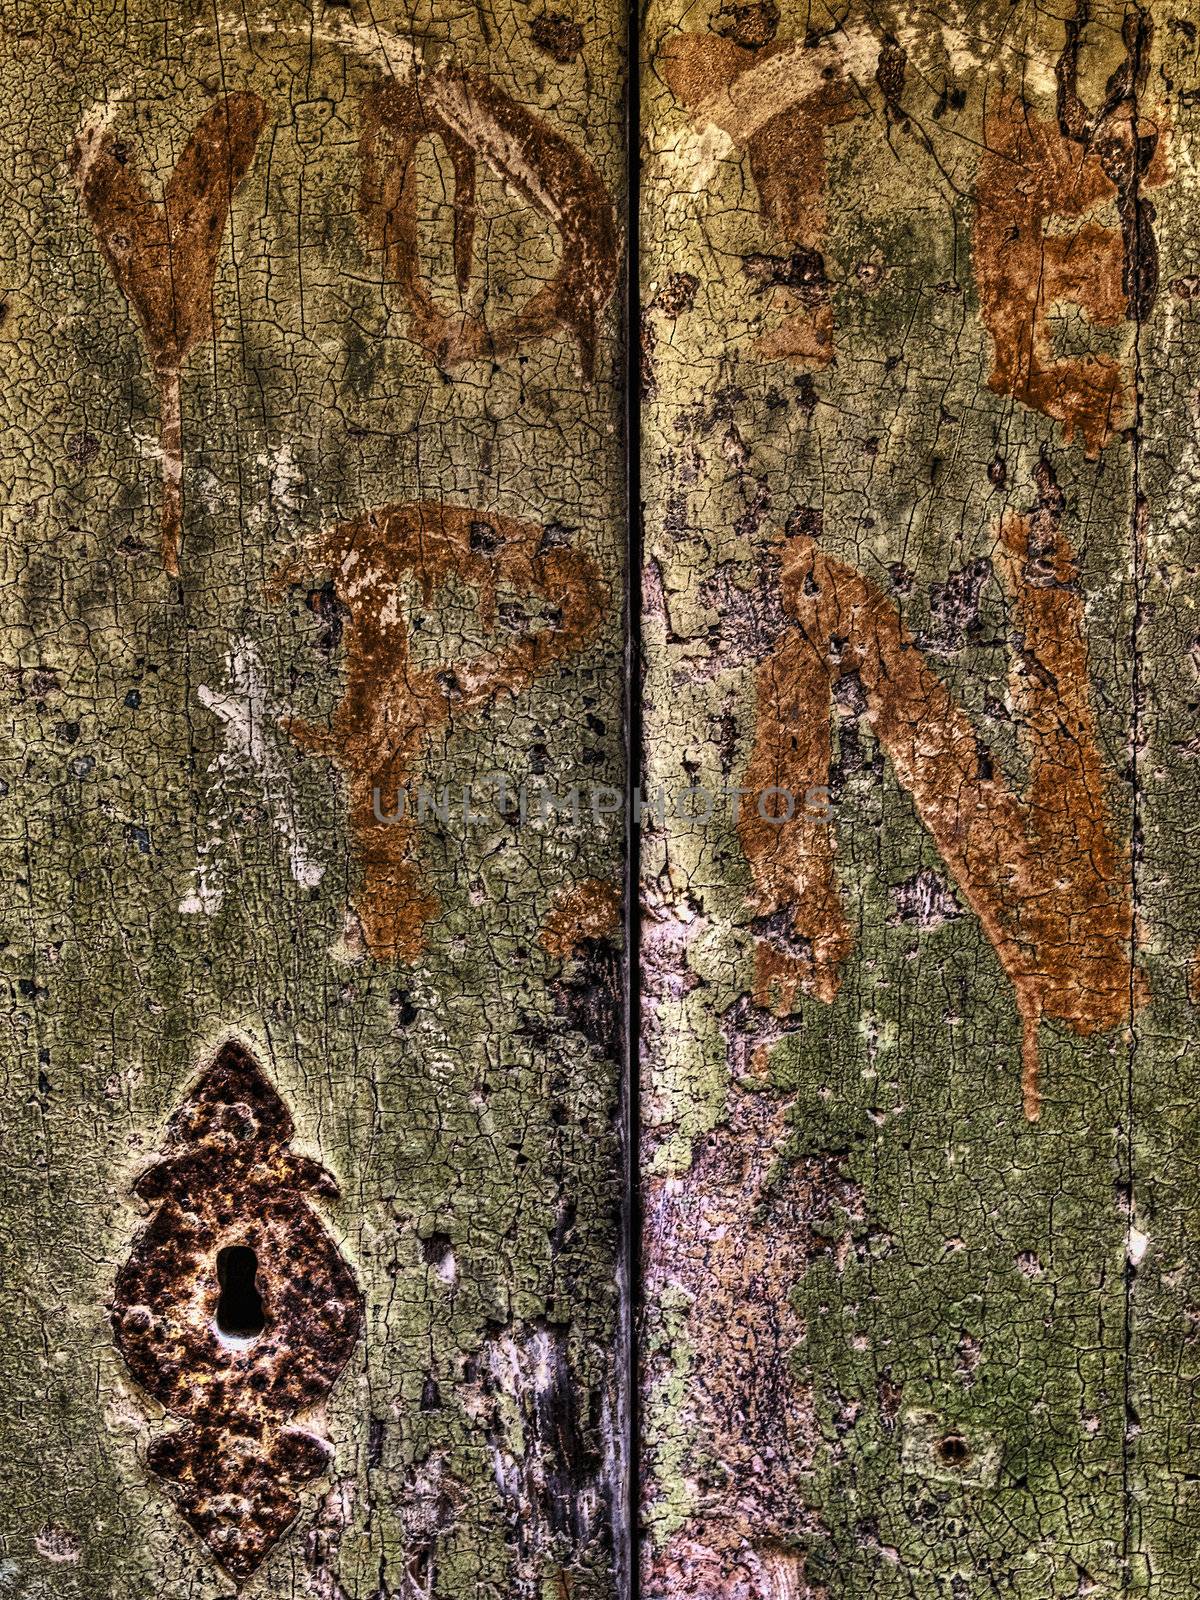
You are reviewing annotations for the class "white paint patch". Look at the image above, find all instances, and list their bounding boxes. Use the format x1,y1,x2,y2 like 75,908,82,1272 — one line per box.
263,441,306,513
1128,1227,1150,1267
129,426,167,471
207,9,416,76
696,24,881,144
658,124,736,207
189,465,230,514
178,864,225,919
429,73,564,226
181,642,324,915
434,1248,458,1287
70,92,128,186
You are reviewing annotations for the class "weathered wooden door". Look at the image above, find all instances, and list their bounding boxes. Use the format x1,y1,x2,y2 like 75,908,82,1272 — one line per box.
0,4,627,1595
3,0,1200,1596
639,2,1200,1596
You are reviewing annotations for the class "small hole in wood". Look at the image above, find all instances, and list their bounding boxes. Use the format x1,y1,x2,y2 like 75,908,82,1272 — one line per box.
937,1432,970,1467
216,1245,266,1340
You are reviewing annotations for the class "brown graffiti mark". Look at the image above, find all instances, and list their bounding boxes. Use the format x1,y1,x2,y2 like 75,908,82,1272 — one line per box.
740,483,1143,1119
529,10,585,64
360,68,619,379
540,878,622,960
71,95,267,575
541,878,623,1056
714,0,780,52
272,502,606,961
660,25,881,366
111,1039,363,1581
976,9,1166,456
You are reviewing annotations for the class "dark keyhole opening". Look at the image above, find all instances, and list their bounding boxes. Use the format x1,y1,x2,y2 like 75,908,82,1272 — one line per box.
215,1245,266,1339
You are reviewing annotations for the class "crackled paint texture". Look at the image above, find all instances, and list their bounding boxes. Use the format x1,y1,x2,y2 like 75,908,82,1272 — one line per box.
11,0,1200,1593
270,500,608,961
642,0,1200,1595
0,3,625,1596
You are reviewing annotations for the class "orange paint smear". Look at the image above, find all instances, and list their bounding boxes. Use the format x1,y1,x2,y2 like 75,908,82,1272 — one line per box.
660,33,859,369
540,878,622,960
360,68,620,379
272,502,606,963
71,94,267,574
741,511,1144,1119
976,96,1167,457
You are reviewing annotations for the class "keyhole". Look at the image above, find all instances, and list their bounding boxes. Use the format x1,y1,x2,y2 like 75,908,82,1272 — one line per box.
215,1245,265,1340
937,1432,971,1468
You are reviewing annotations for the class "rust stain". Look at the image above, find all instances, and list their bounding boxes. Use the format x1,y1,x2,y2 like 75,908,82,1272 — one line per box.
71,94,267,575
975,9,1167,456
540,878,622,960
111,1039,363,1581
360,67,619,379
272,502,606,962
660,26,872,367
740,487,1144,1119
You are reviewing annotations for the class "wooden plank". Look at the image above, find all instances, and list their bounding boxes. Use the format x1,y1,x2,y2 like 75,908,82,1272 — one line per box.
639,1,1189,1592
0,3,627,1593
1134,13,1200,1593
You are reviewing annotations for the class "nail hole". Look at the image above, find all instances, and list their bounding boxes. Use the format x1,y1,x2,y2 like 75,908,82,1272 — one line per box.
215,1245,265,1341
937,1432,970,1467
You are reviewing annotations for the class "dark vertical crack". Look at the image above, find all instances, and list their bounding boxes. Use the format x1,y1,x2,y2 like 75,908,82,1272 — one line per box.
620,0,644,1594
1122,3,1155,1588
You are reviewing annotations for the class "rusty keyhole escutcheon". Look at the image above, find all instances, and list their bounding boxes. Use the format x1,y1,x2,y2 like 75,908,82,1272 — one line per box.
111,1039,364,1581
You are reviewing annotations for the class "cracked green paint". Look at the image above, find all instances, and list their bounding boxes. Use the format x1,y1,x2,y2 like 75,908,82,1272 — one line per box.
0,2,625,1595
640,0,1200,1594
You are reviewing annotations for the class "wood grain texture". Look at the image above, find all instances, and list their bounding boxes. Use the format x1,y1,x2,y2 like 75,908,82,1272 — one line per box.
639,0,1199,1593
0,3,626,1594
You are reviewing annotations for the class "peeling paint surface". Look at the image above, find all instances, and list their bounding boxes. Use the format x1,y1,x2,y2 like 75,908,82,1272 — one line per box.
0,5,625,1595
641,0,1200,1594
9,0,1200,1593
